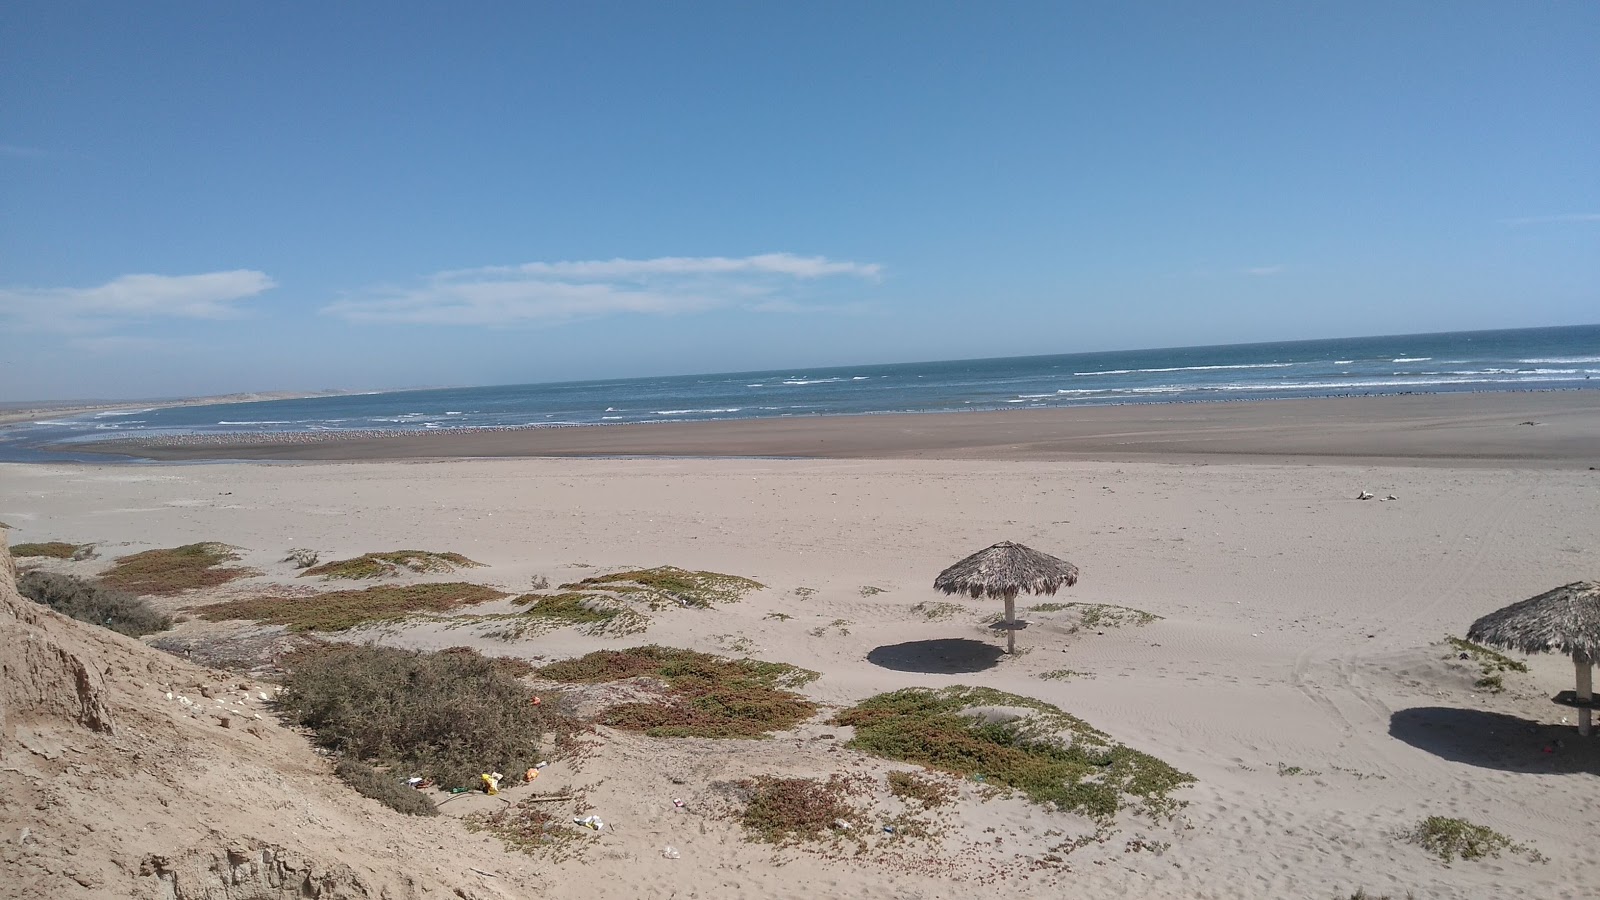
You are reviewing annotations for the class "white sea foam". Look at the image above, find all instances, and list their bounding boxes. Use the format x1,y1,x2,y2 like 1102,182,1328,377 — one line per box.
216,420,294,425
1391,357,1432,363
1074,363,1294,376
1521,356,1600,364
1333,360,1354,365
653,408,743,416
781,377,847,385
93,408,157,418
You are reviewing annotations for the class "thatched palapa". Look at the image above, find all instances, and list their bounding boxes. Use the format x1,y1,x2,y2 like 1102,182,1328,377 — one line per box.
1468,581,1600,736
934,541,1079,653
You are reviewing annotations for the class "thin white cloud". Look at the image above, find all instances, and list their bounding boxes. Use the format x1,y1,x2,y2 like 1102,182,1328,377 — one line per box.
325,253,881,326
0,270,276,332
1503,213,1600,226
0,143,48,158
1244,265,1285,276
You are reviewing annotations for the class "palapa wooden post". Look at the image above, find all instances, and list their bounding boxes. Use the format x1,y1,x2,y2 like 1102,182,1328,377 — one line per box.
1004,591,1017,655
1577,652,1593,737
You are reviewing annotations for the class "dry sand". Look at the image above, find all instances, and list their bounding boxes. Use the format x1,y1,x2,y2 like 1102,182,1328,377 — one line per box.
4,393,1600,899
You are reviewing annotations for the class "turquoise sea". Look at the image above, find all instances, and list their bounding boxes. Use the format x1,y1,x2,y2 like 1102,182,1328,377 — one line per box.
4,324,1597,462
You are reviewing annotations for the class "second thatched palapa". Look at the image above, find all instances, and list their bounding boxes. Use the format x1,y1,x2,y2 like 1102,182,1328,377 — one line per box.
1468,580,1600,736
933,540,1079,654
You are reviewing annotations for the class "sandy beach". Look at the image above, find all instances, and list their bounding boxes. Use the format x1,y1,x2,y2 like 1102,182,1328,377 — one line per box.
4,392,1600,899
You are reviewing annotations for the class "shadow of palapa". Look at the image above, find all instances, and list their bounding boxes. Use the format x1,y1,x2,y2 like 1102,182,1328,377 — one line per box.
1389,706,1600,774
867,638,1004,674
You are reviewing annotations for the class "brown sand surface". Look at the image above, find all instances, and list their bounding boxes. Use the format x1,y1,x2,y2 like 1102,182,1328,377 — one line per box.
81,390,1600,466
4,441,1600,898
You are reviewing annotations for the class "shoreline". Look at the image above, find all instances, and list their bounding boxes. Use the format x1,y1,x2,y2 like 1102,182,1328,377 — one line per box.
54,390,1600,467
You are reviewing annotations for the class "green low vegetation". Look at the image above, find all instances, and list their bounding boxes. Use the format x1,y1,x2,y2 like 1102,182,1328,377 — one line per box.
503,591,647,637
887,770,957,809
859,585,886,597
302,550,482,579
539,646,818,739
98,542,255,595
1446,636,1528,693
738,775,864,844
809,618,853,637
10,541,87,560
559,566,763,609
1408,815,1542,864
1039,669,1093,681
16,570,172,637
334,759,438,817
834,686,1194,821
198,582,508,631
279,644,553,791
1032,602,1161,628
912,600,966,620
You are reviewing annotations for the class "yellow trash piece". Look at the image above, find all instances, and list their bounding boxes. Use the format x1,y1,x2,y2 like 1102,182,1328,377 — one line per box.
481,771,503,795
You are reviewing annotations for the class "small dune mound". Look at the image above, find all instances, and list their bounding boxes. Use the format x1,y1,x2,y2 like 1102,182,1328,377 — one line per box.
835,685,1194,821
558,565,764,609
300,550,482,579
10,541,90,560
538,646,818,738
195,582,508,631
98,542,256,595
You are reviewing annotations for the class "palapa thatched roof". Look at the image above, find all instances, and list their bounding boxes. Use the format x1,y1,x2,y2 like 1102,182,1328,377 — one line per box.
933,541,1079,599
1467,581,1600,659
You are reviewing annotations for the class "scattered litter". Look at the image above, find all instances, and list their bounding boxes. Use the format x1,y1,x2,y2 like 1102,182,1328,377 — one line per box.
481,772,503,795
672,798,685,809
575,815,605,831
258,692,270,701
832,819,852,831
661,846,680,859
406,777,424,786
524,768,538,784
1357,491,1374,500
883,825,896,835
535,760,549,769
530,696,542,706
1385,495,1398,501
164,691,173,701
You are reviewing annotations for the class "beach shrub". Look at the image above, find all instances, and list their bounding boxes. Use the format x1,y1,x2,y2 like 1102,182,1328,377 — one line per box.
1407,815,1543,864
333,759,439,817
1446,636,1528,693
539,646,818,738
887,770,957,809
1029,602,1161,627
737,775,865,844
16,570,173,637
301,550,482,579
197,582,507,631
98,542,255,595
502,591,647,637
558,566,763,609
278,644,551,791
834,686,1193,821
10,541,85,560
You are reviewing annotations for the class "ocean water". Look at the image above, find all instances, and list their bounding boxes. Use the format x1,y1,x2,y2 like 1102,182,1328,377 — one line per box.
5,324,1597,461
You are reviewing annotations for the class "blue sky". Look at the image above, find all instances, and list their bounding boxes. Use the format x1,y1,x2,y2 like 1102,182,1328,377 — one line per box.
2,2,1596,401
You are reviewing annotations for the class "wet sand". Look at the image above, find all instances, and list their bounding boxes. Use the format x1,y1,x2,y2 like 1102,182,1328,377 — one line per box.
76,391,1600,466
